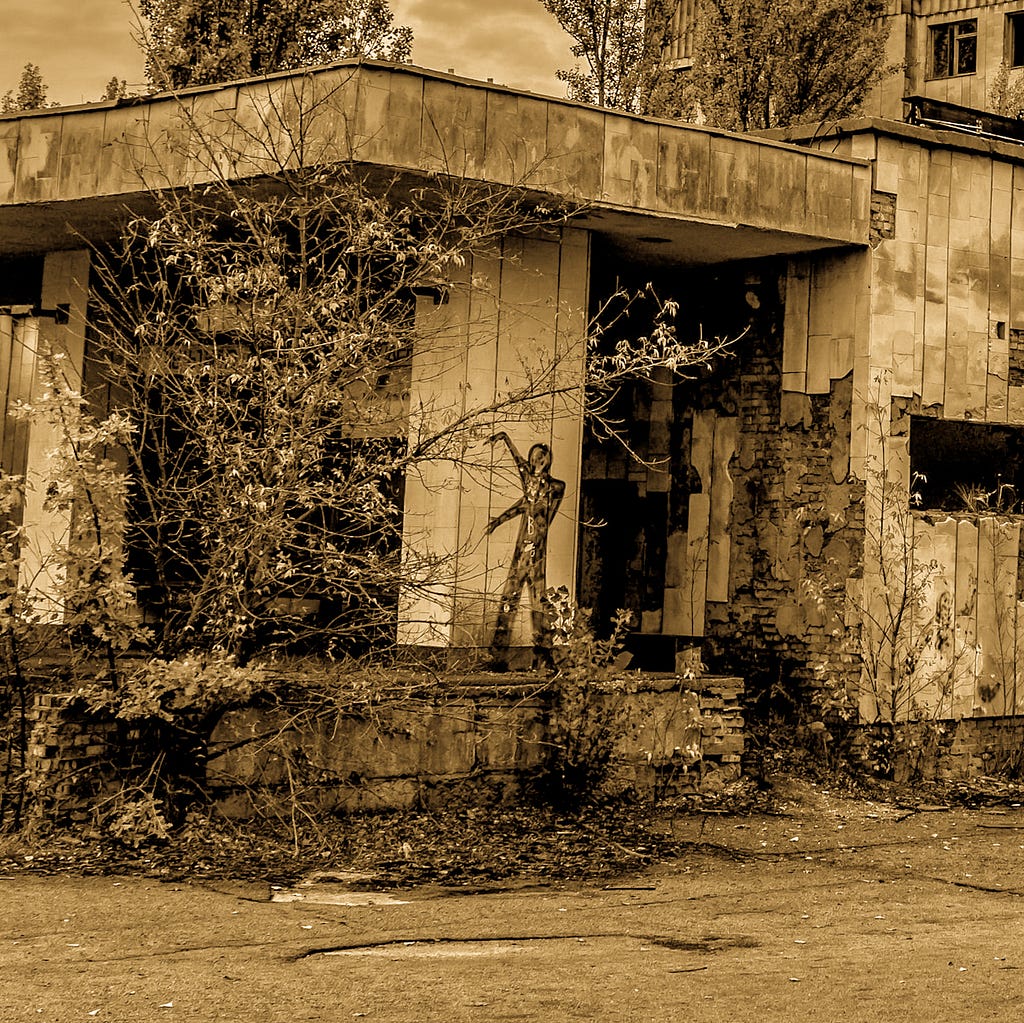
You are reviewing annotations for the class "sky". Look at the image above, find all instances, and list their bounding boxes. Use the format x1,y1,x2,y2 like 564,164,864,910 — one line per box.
0,0,575,107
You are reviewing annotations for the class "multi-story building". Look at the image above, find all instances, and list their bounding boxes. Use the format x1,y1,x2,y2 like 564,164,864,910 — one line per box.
869,0,1024,117
668,1,1024,119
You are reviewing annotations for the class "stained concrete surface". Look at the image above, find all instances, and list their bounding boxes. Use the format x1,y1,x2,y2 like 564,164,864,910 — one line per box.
3,789,1024,1022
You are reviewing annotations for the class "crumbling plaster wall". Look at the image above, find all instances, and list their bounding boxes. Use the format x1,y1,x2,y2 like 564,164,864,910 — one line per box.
864,132,1024,719
699,262,865,703
703,335,864,704
792,126,1024,720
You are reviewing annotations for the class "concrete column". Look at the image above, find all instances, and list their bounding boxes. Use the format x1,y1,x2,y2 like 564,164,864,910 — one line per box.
17,249,90,613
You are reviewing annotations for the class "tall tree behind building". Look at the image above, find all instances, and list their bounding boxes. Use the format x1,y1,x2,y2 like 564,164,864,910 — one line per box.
690,0,891,131
1,63,49,113
102,77,130,102
139,0,413,89
541,0,686,115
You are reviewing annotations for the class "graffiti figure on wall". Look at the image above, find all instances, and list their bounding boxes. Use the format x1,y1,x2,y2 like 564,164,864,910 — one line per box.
485,431,565,669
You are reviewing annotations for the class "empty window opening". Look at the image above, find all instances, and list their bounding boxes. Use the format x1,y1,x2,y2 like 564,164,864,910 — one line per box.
930,19,978,79
910,416,1024,513
1009,13,1024,69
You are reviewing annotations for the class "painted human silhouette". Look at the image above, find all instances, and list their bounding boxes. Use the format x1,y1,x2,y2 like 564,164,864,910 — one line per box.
485,432,565,669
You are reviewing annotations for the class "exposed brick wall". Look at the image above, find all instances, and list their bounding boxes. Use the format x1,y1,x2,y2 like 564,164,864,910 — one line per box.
27,694,121,819
855,717,1024,783
1010,327,1024,388
683,273,866,706
870,190,897,247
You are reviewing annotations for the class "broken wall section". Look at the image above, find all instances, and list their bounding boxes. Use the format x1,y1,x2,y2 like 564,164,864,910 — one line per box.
22,675,744,817
580,258,865,704
701,264,865,707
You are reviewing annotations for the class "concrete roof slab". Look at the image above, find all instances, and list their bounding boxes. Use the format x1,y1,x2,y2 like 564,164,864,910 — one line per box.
0,62,871,262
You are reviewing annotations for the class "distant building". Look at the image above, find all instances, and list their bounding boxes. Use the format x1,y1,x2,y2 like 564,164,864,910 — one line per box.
667,0,697,69
867,0,1024,117
669,1,1024,119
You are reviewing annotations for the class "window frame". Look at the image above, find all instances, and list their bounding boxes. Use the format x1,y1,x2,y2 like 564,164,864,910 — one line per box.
928,18,978,80
1008,12,1024,69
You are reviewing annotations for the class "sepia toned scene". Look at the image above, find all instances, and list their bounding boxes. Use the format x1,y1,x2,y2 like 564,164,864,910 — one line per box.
4,3,1024,1020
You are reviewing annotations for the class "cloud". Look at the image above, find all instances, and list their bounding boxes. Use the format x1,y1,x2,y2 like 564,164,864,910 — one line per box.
2,0,574,107
394,0,573,95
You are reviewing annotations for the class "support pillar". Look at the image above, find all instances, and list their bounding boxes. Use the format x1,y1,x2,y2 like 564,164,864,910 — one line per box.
398,229,590,660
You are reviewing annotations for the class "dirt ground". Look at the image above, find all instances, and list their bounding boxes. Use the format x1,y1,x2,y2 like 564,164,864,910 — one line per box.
4,780,1024,1022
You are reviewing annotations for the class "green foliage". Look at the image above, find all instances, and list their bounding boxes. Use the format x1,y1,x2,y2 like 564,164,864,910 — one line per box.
989,62,1024,117
0,345,142,670
139,0,413,89
954,480,1019,515
77,652,254,724
541,0,688,115
690,0,892,131
856,719,946,782
24,354,142,663
0,344,143,827
96,788,172,847
90,154,571,660
101,77,129,102
86,90,722,665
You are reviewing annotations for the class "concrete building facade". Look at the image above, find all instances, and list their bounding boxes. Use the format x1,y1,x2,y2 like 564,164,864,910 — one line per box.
2,59,1023,728
669,1,1024,119
868,0,1024,117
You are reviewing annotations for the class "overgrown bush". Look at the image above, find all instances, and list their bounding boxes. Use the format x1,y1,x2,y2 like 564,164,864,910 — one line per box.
533,589,637,807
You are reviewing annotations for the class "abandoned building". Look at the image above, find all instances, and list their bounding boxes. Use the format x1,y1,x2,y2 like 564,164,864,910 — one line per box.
670,0,1024,120
5,47,1024,794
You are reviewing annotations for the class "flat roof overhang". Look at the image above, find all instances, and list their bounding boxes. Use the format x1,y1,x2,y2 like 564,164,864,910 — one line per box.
0,61,872,265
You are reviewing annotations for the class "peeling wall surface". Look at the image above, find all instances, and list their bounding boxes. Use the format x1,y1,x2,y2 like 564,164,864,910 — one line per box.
857,129,1024,719
24,63,1024,734
586,106,1024,727
768,119,1024,723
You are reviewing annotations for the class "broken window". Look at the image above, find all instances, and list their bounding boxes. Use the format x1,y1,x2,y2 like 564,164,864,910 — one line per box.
910,416,1024,512
929,19,977,79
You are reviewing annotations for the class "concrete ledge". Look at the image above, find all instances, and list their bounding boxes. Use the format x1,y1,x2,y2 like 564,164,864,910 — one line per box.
23,672,745,816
